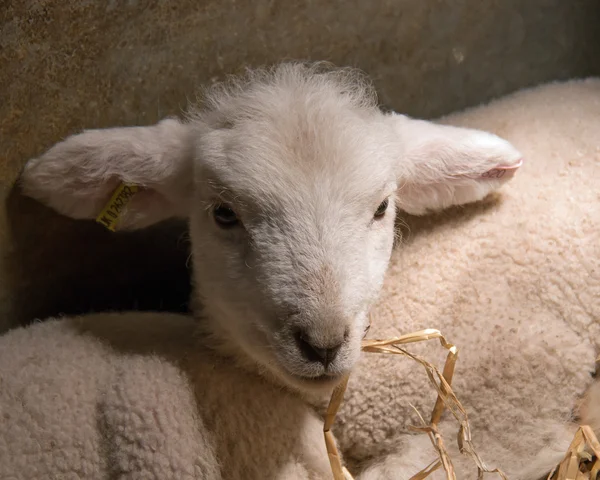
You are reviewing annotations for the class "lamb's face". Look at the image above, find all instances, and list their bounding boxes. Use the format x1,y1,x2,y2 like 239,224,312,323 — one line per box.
190,97,398,393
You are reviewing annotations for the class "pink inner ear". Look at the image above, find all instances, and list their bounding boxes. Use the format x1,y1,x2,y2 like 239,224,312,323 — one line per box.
454,158,523,181
479,158,523,180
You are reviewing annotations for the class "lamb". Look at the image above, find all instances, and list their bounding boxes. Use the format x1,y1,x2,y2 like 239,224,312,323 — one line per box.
0,62,596,479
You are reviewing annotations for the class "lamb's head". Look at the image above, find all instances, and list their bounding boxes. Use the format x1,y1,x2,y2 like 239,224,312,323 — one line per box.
19,63,522,394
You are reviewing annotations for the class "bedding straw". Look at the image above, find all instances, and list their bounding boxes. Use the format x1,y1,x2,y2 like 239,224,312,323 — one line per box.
323,329,598,480
547,426,600,480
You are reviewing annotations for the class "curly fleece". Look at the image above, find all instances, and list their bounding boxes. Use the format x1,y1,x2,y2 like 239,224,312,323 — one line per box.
337,78,600,479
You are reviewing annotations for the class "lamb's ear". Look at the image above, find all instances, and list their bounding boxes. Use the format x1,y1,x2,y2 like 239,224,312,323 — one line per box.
20,118,195,231
387,113,523,215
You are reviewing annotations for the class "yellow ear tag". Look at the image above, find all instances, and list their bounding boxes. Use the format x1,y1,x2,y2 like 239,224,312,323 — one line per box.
95,183,140,232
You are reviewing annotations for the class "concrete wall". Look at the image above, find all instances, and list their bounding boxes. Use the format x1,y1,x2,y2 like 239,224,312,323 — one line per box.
2,0,600,181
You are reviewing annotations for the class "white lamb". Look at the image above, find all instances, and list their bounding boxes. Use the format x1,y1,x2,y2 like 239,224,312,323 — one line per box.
0,63,597,479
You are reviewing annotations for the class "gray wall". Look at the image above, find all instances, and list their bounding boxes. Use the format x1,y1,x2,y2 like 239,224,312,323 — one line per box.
1,0,600,182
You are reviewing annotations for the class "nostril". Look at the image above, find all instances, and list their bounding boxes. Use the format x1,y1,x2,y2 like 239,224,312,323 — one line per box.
295,330,342,369
295,331,323,363
324,343,342,368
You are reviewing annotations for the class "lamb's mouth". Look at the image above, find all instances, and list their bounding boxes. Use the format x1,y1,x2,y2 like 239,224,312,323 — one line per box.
293,372,346,386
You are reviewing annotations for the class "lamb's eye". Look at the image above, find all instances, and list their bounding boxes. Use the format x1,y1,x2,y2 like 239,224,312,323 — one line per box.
213,203,239,228
374,198,389,219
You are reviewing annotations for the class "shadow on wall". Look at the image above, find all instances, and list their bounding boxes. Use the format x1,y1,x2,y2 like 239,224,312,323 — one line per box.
3,182,192,329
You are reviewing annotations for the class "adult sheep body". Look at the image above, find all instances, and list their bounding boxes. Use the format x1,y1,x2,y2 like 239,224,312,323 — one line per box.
1,63,598,480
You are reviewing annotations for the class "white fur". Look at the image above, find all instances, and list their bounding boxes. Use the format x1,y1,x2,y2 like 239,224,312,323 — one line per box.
5,62,556,479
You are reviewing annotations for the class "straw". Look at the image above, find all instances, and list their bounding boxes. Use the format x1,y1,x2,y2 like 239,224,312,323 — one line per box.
323,328,599,480
547,426,600,480
323,328,508,480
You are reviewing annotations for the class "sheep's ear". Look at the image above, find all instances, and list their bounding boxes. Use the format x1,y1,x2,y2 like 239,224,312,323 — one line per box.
20,118,195,231
387,113,523,215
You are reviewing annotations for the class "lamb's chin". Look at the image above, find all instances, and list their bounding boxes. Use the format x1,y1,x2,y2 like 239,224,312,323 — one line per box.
290,373,347,393
250,344,358,397
198,320,346,396
265,359,351,397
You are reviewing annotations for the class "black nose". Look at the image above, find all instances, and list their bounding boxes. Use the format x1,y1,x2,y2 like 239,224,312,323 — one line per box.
295,330,342,368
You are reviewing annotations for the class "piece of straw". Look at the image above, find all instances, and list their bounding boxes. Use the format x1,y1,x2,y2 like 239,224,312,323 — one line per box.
324,328,508,480
324,329,599,480
547,425,600,480
324,375,350,479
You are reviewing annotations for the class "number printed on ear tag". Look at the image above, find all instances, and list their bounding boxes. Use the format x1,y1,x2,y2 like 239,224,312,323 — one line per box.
95,183,140,232
479,158,523,180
